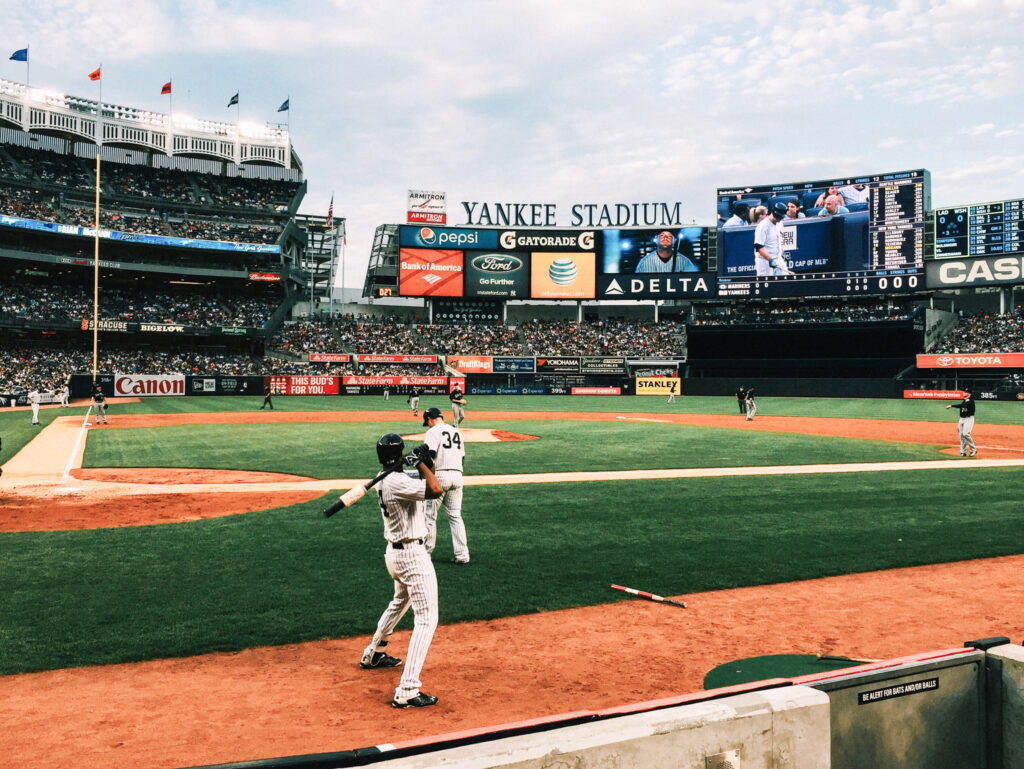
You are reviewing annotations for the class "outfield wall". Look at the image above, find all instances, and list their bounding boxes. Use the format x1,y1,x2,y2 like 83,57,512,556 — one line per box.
197,643,1024,769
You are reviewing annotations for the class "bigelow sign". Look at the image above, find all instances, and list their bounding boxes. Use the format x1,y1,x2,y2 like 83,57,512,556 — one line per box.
115,374,185,396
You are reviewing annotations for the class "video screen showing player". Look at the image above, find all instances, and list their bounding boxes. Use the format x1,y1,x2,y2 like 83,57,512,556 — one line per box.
601,227,707,274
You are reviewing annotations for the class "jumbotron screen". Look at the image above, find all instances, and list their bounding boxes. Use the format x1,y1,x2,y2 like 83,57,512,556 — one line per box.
933,198,1024,259
715,169,930,298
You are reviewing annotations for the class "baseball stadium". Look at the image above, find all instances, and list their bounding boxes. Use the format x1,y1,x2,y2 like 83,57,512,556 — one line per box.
2,75,1024,769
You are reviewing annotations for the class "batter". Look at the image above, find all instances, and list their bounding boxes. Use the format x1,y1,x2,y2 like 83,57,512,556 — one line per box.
360,432,444,708
422,407,469,564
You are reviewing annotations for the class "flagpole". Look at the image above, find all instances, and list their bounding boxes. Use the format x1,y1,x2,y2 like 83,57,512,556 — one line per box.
97,63,103,145
92,154,101,385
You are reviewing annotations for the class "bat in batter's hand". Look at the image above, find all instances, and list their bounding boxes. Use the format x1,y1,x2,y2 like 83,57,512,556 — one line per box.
323,464,399,518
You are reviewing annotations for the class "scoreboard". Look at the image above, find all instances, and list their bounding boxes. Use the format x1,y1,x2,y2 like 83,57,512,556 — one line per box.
933,198,1024,258
715,169,929,298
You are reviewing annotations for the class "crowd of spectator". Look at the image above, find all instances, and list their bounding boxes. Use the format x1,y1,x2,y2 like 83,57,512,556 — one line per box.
416,324,521,356
519,318,686,357
0,142,299,247
935,307,1024,353
689,300,913,326
0,279,281,328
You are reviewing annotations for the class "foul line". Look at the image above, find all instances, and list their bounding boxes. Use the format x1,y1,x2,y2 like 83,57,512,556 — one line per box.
60,407,93,484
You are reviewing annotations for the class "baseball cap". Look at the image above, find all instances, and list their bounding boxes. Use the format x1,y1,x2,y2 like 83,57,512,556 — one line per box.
422,406,443,426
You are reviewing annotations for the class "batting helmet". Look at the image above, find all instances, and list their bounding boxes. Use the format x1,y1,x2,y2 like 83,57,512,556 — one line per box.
421,406,443,427
771,201,788,219
376,433,405,465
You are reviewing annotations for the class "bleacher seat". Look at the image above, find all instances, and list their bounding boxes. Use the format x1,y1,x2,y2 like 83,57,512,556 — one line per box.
803,191,822,212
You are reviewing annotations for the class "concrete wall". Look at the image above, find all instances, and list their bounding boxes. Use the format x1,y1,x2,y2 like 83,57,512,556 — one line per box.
988,644,1024,769
379,687,831,769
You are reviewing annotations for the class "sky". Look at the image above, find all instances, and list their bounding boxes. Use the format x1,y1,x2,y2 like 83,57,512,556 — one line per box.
4,0,1024,291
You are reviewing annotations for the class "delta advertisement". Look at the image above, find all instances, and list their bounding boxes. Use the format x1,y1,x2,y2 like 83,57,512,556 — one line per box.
464,252,531,298
399,248,464,297
635,376,680,396
530,253,596,299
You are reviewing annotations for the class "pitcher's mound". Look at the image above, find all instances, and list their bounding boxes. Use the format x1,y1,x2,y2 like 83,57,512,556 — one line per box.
402,428,538,443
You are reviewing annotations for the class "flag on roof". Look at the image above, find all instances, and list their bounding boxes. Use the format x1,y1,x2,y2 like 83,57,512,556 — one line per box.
161,81,172,95
9,48,28,62
88,66,101,81
227,91,239,107
278,98,289,112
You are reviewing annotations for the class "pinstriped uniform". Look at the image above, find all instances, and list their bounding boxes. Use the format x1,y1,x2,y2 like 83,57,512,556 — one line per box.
363,469,439,702
423,420,469,562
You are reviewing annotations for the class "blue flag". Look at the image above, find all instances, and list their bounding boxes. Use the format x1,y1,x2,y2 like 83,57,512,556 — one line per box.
10,48,28,62
277,98,289,112
227,91,239,108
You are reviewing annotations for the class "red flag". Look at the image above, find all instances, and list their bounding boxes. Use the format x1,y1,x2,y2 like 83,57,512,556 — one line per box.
88,66,101,81
161,81,172,95
325,194,334,229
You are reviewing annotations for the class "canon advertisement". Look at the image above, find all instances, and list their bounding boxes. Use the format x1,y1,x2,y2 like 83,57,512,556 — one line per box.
114,374,185,397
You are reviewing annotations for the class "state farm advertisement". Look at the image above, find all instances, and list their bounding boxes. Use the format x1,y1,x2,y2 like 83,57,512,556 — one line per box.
917,353,1024,369
447,355,493,373
399,248,464,297
357,354,438,364
309,353,351,363
269,376,339,395
903,390,968,399
343,376,449,386
115,374,185,396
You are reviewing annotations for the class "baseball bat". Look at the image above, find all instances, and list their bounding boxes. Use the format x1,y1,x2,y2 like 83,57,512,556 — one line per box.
323,464,399,518
610,583,687,609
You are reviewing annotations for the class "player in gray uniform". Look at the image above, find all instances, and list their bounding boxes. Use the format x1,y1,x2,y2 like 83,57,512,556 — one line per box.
407,388,421,416
421,406,469,564
945,390,977,457
745,388,756,421
449,386,467,427
360,432,444,708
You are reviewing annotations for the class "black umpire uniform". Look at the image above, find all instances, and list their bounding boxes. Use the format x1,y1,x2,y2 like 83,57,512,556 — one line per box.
736,386,747,414
261,386,274,410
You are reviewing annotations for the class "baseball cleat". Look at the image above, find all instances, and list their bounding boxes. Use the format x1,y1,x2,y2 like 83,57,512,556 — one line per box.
450,558,470,565
392,692,439,709
360,651,402,669
969,449,977,457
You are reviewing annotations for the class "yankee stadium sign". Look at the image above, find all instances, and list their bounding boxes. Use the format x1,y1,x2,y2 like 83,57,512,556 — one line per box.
462,201,685,228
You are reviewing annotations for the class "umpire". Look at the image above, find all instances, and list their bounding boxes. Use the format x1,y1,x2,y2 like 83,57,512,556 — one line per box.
736,386,746,414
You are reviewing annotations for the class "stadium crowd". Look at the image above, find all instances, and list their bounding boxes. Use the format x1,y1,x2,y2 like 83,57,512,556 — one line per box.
0,279,281,328
416,323,521,356
689,300,912,325
519,318,686,357
935,307,1024,354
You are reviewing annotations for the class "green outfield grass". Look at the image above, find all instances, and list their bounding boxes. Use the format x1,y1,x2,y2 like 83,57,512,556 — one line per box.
2,467,1023,675
2,394,1023,676
81,419,948,478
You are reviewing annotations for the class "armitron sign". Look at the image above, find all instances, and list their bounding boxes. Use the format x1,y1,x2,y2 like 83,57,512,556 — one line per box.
917,353,1024,369
115,374,185,396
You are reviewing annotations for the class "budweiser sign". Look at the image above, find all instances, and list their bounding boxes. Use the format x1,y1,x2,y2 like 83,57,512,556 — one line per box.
917,353,1024,369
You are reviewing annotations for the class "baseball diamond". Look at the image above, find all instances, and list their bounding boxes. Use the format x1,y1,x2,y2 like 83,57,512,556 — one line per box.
1,396,1024,767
